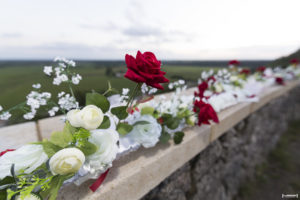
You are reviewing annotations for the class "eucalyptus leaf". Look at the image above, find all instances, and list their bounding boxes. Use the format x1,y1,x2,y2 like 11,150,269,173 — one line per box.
98,116,110,129
173,131,184,144
86,93,110,113
117,123,133,136
159,130,171,144
111,106,128,120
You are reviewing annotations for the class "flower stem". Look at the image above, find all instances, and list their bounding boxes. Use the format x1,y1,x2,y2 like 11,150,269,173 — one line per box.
126,83,142,108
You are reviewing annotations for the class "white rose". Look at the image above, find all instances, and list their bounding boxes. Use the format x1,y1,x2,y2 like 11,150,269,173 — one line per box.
49,148,85,175
128,115,162,148
0,145,48,180
67,105,104,130
85,129,119,173
16,193,42,200
230,76,238,82
215,83,223,93
66,109,81,127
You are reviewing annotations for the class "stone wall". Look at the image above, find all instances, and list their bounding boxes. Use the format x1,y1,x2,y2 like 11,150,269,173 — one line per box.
141,86,300,200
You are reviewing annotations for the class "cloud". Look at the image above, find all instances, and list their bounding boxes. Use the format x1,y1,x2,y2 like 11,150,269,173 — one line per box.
0,42,130,60
1,33,23,38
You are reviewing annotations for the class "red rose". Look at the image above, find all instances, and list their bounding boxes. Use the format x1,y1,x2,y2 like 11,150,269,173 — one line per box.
0,149,15,157
193,100,219,126
124,51,169,90
228,60,240,66
240,69,250,75
290,59,299,65
275,77,285,85
256,66,266,73
194,81,208,99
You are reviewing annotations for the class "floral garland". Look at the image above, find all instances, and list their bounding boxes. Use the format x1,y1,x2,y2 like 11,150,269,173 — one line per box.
0,53,299,200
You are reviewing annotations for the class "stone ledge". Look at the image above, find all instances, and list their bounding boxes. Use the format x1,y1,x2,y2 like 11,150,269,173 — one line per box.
0,122,38,151
0,80,299,200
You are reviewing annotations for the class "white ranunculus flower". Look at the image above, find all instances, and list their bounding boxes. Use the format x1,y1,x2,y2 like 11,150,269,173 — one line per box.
67,105,104,130
85,129,119,173
0,145,48,180
230,76,238,82
49,148,85,175
66,109,81,127
128,115,162,148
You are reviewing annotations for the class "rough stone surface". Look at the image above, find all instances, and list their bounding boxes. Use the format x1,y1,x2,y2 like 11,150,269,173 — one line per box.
141,86,300,200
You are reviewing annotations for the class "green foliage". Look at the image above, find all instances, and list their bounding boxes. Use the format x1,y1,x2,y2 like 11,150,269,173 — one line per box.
0,177,14,200
117,123,133,136
77,140,97,156
50,130,73,148
133,120,150,126
41,140,62,157
159,129,171,144
111,106,128,120
98,116,111,129
40,174,73,200
173,131,184,144
161,114,181,130
6,167,54,200
141,106,155,115
86,92,110,113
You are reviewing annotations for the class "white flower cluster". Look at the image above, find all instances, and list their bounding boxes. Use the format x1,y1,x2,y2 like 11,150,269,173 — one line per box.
24,90,51,120
72,74,82,85
141,83,158,94
48,107,59,117
168,79,185,90
0,112,11,120
54,56,76,67
32,83,41,89
43,57,81,86
58,92,79,111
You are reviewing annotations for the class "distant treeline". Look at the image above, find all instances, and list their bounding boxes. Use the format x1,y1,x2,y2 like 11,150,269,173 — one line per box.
0,60,272,69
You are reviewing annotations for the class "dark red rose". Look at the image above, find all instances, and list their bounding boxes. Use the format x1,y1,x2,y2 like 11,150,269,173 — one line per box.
124,51,169,90
193,100,219,126
256,66,266,73
275,77,285,85
207,76,216,83
0,149,15,157
194,81,208,99
228,60,240,66
290,59,299,65
240,69,250,75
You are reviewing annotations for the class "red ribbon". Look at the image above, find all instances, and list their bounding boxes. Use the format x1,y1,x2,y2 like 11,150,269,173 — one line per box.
89,169,110,192
0,149,15,157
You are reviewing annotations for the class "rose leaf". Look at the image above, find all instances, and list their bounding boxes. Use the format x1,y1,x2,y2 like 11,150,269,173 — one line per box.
86,93,110,113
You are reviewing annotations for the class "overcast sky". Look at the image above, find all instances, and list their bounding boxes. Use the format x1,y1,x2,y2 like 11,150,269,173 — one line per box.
0,0,299,60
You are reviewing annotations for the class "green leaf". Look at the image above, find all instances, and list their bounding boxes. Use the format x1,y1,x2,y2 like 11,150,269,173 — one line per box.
141,107,155,115
133,120,150,126
98,116,110,129
40,175,72,200
111,106,128,120
162,114,181,130
159,130,171,144
78,141,97,156
0,176,15,200
117,123,133,136
50,127,73,148
173,131,184,144
63,121,76,135
86,93,110,113
41,140,62,157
